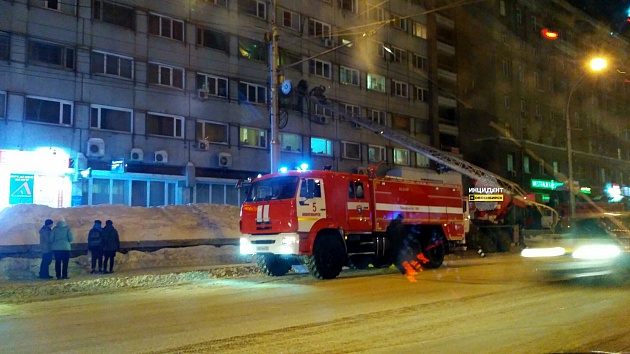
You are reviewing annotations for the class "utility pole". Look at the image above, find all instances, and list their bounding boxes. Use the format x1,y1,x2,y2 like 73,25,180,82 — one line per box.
269,0,280,173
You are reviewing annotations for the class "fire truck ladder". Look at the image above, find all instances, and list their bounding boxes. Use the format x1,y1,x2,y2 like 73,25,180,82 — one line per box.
309,94,559,227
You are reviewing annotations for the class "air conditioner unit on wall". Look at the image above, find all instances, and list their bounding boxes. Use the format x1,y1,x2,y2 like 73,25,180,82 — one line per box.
315,115,327,124
197,89,210,101
86,138,105,158
154,150,168,163
218,152,232,168
351,122,361,129
355,167,367,175
196,139,210,151
129,148,144,161
323,38,333,47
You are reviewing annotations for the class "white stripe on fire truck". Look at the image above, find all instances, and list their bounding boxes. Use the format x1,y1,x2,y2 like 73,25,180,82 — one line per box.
375,203,462,215
256,205,263,222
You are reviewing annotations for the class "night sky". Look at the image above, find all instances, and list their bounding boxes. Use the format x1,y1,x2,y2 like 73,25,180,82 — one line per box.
568,0,630,34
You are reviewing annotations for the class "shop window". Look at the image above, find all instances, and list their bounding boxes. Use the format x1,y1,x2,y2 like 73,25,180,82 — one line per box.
131,180,147,206
149,181,165,206
226,185,240,206
90,105,133,133
196,120,228,144
148,13,184,41
27,40,74,70
240,127,267,148
311,137,333,156
368,145,386,162
196,184,210,203
342,141,360,160
92,179,110,205
212,184,225,204
196,27,229,53
279,132,301,152
238,38,266,61
367,73,385,92
25,96,73,125
147,62,184,89
196,73,228,98
91,51,133,79
238,82,267,104
112,180,128,205
93,0,135,30
146,112,184,138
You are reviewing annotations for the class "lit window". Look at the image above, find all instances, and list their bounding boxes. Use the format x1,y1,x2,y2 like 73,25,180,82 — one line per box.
91,51,133,79
368,145,386,163
310,137,333,156
148,13,184,41
148,62,184,89
238,82,267,104
25,96,73,126
394,148,410,165
196,120,228,144
146,112,184,138
412,22,427,39
90,105,133,133
507,153,514,172
279,132,301,152
523,156,530,174
367,73,386,92
238,38,266,61
240,127,267,148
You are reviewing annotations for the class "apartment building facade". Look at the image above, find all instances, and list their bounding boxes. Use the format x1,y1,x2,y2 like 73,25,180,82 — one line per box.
0,0,458,210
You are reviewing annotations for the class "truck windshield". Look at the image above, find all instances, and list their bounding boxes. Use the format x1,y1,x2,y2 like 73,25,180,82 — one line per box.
245,176,299,202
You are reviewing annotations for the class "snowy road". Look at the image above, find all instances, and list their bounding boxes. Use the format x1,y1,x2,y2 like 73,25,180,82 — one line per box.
1,254,629,353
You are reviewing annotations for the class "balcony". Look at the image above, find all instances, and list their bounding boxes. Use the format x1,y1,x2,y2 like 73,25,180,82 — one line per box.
439,123,459,136
437,68,457,82
438,95,457,108
437,41,455,55
436,14,455,29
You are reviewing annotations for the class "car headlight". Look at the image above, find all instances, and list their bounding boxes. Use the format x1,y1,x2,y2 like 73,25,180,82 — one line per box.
521,247,566,258
572,245,621,260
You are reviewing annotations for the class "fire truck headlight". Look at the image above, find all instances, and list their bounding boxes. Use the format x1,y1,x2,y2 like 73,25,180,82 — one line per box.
281,236,297,245
572,245,621,260
240,237,254,255
521,247,565,258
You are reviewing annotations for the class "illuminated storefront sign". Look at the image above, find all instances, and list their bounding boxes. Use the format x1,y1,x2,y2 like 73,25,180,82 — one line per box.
530,179,563,190
9,174,34,205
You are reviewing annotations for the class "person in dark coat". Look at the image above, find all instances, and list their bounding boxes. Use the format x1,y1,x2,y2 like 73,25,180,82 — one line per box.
87,220,104,274
38,219,54,279
101,220,120,274
50,220,74,280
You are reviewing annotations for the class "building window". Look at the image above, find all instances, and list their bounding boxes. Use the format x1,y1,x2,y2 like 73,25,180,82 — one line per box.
504,95,510,109
371,110,385,125
311,137,333,156
412,22,427,39
0,32,9,61
392,115,410,131
238,82,267,104
239,0,266,20
367,73,385,92
148,62,184,89
206,0,227,6
196,27,230,53
339,0,358,13
196,120,228,144
534,72,541,88
368,145,386,163
343,104,361,118
279,50,302,71
27,40,74,70
309,59,332,79
414,86,428,102
523,156,530,174
238,38,266,61
90,105,132,133
416,154,430,167
372,41,385,58
412,53,427,71
315,104,333,119
279,132,301,152
239,127,267,148
309,19,331,39
520,99,527,112
539,160,545,175
368,6,385,21
340,66,360,86
196,73,228,98
507,153,514,172
388,46,407,64
502,60,510,77
392,80,408,98
393,148,410,165
342,141,360,160
499,0,506,16
518,65,524,82
93,0,135,30
25,96,73,125
553,161,558,175
91,51,133,79
548,77,554,93
516,8,522,24
146,112,184,138
33,0,77,14
281,9,301,31
390,14,408,32
0,91,7,119
148,13,184,41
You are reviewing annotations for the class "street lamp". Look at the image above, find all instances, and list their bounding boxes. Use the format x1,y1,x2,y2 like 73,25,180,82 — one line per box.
565,57,607,221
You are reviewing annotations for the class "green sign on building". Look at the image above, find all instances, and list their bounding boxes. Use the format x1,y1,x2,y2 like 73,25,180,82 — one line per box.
531,179,563,190
9,174,34,205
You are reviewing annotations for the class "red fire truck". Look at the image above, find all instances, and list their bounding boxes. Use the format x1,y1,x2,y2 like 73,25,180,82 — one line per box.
239,168,467,279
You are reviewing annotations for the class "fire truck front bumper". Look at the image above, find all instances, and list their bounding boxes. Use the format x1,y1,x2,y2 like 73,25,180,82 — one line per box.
240,233,300,255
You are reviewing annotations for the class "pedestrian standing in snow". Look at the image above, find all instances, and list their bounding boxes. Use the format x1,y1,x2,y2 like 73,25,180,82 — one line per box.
38,219,54,279
50,220,74,280
101,220,120,274
87,220,104,274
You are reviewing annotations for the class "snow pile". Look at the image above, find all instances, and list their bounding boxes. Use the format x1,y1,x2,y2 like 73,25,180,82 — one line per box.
0,203,242,246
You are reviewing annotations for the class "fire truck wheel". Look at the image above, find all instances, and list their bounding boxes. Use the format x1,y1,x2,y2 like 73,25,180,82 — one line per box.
256,254,292,276
419,231,446,269
348,255,371,270
305,235,346,279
